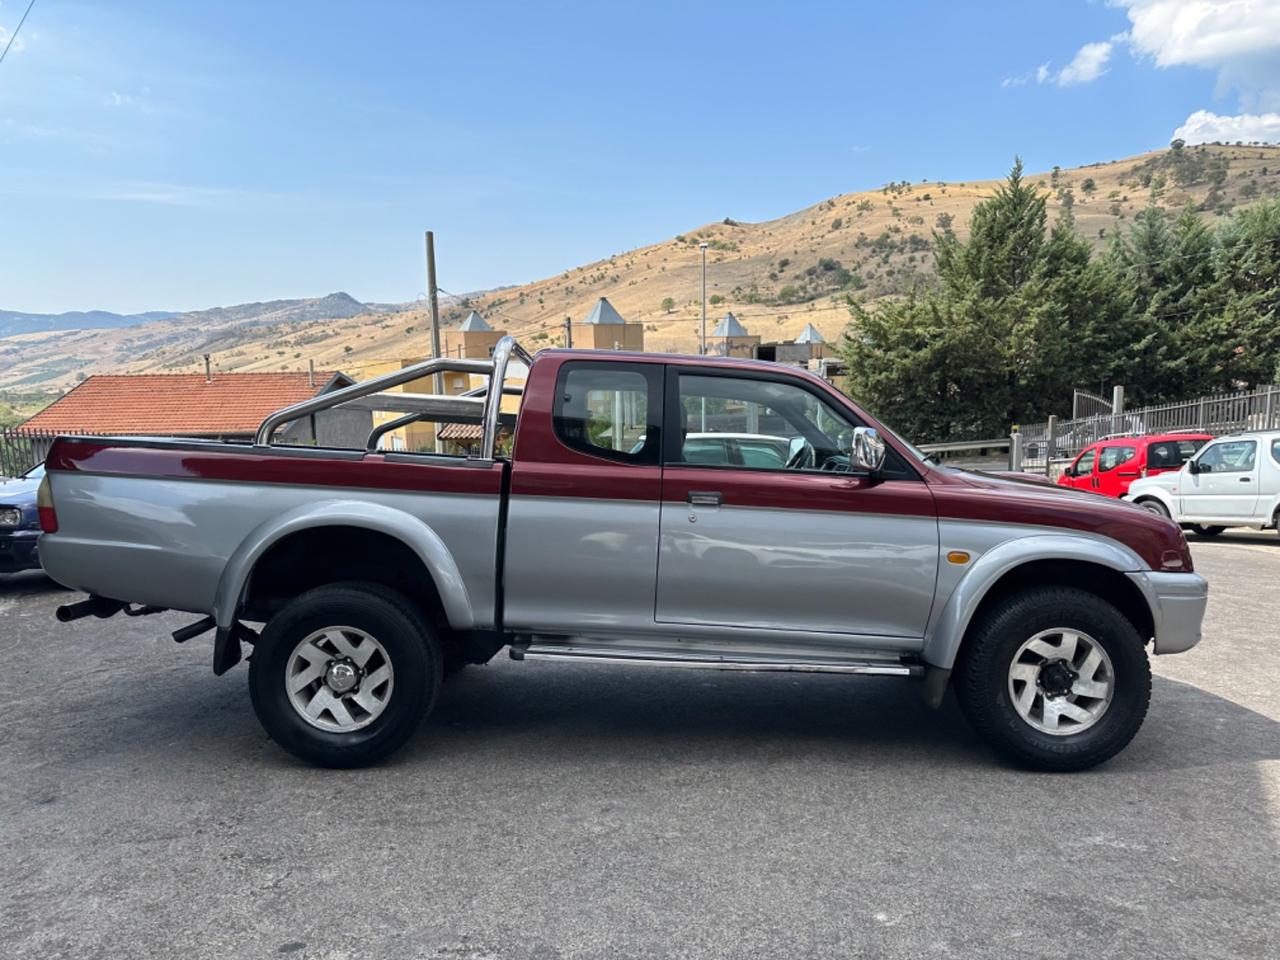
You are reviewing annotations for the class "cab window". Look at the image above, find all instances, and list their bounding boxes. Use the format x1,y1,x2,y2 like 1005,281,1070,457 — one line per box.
1196,439,1257,473
553,362,662,464
1073,448,1097,475
665,372,914,478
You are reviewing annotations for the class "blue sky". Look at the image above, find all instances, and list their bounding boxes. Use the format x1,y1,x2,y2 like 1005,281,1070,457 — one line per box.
1,0,1277,314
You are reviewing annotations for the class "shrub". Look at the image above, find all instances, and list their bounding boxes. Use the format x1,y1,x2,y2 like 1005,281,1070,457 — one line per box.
661,297,675,313
831,218,843,231
710,294,724,305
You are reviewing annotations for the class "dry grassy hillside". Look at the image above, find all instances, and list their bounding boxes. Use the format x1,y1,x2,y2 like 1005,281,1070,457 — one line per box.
3,144,1278,394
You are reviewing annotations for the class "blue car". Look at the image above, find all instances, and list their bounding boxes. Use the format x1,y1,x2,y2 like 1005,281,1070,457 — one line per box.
0,462,45,574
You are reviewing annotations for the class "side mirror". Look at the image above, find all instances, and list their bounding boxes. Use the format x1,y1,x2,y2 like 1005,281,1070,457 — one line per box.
1063,465,1075,478
852,426,886,475
1187,458,1201,474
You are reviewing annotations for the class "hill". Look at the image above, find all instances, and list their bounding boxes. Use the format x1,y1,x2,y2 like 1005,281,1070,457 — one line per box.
0,308,179,338
2,144,1277,395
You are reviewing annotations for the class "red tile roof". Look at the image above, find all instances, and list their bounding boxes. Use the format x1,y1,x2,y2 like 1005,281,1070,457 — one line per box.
22,372,344,436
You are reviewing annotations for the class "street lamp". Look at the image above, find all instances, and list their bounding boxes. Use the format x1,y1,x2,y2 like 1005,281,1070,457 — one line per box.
699,241,709,356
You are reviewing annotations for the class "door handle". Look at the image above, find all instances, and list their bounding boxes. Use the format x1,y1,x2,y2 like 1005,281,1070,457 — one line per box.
1239,476,1252,483
1118,471,1138,478
687,491,723,506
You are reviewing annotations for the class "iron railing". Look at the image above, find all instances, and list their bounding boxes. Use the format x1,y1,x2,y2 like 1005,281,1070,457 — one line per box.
0,427,80,477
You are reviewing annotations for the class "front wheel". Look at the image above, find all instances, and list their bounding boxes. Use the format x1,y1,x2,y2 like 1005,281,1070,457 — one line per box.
249,582,441,767
954,587,1151,771
1137,498,1170,519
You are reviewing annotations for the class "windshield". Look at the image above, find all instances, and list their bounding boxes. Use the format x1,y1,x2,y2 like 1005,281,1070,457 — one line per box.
21,463,45,480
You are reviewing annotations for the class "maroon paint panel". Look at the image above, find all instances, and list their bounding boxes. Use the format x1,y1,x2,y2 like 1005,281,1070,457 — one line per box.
509,459,661,500
45,438,505,496
930,480,1192,573
662,467,938,518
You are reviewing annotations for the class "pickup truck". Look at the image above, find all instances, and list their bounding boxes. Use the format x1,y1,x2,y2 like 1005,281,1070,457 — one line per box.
38,337,1208,771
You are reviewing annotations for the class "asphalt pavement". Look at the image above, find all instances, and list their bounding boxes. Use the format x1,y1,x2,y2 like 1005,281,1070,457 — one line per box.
2,531,1278,960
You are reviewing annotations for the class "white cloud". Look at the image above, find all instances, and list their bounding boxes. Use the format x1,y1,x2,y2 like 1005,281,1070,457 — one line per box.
1055,40,1116,85
106,91,137,107
1117,0,1280,68
1036,62,1051,84
1172,108,1280,143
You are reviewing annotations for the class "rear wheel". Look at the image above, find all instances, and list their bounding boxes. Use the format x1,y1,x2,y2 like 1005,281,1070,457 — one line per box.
955,587,1151,772
1187,524,1225,537
249,581,441,768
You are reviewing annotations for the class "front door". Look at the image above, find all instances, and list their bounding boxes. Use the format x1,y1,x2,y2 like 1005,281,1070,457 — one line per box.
655,369,938,639
1063,446,1098,491
1180,438,1260,520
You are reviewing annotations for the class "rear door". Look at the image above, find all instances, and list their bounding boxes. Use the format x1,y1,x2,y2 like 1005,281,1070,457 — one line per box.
1180,438,1260,520
655,368,938,639
503,359,665,633
1095,442,1138,497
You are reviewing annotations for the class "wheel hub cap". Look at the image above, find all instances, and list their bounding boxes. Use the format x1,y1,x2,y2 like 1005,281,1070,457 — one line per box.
325,660,359,694
285,626,394,733
1007,628,1115,736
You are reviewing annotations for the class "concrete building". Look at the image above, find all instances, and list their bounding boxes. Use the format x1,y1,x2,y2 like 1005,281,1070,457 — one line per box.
577,297,644,351
758,323,832,365
710,312,761,358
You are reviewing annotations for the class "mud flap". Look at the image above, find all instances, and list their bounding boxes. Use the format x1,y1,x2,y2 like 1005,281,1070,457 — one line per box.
212,626,242,676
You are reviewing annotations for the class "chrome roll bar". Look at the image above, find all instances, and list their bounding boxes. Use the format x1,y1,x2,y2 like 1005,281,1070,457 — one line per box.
254,335,534,459
365,383,524,452
481,337,533,460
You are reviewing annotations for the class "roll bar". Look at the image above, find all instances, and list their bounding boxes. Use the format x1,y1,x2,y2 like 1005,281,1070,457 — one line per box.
254,335,534,461
366,384,524,452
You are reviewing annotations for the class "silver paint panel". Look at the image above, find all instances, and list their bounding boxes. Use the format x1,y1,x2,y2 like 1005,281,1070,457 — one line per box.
502,495,660,632
40,472,500,629
1127,570,1208,654
655,501,939,638
922,520,1153,669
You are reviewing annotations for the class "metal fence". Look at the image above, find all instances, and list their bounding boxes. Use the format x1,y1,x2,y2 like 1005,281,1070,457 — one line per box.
0,428,81,477
1016,383,1280,475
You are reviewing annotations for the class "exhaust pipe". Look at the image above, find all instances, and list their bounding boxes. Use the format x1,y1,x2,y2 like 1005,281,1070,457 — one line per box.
55,596,126,623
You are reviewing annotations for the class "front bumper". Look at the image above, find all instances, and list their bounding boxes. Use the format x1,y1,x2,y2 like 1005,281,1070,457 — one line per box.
1127,570,1209,654
0,530,41,573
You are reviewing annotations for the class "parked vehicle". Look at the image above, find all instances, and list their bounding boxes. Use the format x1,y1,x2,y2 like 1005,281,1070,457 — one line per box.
39,339,1207,771
1125,430,1280,536
0,463,46,574
1058,433,1211,498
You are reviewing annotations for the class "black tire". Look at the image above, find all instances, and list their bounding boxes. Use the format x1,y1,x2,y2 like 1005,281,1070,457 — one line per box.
1188,524,1225,537
249,581,441,768
1137,498,1170,519
954,586,1151,772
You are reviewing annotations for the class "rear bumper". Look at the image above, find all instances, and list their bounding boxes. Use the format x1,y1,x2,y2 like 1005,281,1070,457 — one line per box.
0,530,41,573
1127,570,1208,654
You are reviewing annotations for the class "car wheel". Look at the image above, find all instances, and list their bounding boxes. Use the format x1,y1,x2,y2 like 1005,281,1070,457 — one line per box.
954,586,1151,772
249,581,441,768
1137,498,1170,519
1188,524,1225,537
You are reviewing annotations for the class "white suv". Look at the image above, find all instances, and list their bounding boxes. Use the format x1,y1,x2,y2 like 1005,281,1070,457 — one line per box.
1125,430,1280,536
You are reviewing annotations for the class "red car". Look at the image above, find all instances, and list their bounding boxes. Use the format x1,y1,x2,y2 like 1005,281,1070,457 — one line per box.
1058,433,1212,498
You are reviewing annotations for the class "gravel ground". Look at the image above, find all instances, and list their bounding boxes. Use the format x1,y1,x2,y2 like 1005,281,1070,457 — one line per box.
1,530,1277,960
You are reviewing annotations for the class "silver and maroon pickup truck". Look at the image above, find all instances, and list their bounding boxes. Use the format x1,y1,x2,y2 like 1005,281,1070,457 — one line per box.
37,337,1208,770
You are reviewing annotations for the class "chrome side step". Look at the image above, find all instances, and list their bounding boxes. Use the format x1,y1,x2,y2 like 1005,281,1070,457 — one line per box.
511,642,922,676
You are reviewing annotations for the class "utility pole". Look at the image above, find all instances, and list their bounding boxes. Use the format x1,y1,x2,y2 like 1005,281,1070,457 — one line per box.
699,241,709,356
425,230,443,453
563,316,573,349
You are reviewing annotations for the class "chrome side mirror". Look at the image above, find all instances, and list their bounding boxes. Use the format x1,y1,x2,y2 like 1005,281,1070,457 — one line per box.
852,426,886,474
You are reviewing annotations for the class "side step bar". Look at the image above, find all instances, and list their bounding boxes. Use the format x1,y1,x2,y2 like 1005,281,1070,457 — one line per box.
511,642,922,676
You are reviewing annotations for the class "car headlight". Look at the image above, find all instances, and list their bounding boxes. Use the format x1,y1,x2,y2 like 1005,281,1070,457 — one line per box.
0,507,21,528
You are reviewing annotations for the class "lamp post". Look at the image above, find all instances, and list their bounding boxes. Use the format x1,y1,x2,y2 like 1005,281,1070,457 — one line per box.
699,241,709,356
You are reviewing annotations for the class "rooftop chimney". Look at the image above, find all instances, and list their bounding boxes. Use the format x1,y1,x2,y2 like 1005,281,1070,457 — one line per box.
308,358,316,388
203,354,212,383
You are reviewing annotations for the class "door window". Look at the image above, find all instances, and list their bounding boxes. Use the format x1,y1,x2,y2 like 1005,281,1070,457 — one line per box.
1073,448,1097,476
667,373,908,476
1195,440,1257,473
553,362,661,464
1271,438,1280,467
1098,446,1136,472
